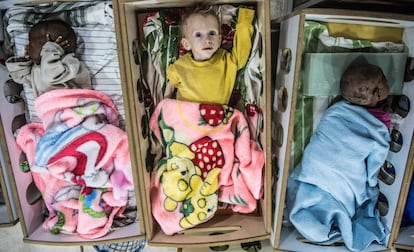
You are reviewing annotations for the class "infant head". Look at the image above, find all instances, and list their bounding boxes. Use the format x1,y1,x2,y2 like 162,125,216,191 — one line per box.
27,19,76,64
180,4,221,61
340,63,389,107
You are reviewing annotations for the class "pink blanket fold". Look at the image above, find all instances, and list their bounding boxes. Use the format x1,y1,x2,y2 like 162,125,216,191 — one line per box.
16,89,134,239
149,98,264,235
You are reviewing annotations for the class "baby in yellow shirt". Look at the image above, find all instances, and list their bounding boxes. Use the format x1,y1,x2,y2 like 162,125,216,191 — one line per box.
166,4,255,105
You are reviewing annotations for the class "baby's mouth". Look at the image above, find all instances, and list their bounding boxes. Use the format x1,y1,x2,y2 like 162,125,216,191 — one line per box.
203,47,213,50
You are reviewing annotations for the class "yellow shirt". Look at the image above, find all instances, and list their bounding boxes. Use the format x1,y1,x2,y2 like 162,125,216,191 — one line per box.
167,8,255,105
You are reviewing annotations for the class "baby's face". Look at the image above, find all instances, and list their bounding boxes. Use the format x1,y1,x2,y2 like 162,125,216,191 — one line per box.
181,14,221,61
342,80,389,107
26,23,75,64
371,81,389,105
26,36,46,64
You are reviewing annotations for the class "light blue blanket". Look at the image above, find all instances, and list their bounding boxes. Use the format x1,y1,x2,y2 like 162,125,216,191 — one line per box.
286,100,391,251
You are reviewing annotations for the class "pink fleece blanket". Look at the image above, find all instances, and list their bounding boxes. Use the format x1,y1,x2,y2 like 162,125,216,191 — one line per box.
149,99,264,235
16,89,135,239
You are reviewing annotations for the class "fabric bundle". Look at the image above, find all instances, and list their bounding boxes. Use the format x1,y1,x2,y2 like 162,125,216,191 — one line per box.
287,101,391,251
16,89,135,238
149,98,264,235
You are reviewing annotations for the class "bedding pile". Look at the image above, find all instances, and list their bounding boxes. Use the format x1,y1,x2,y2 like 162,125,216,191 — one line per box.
287,100,391,251
149,99,264,235
16,89,135,238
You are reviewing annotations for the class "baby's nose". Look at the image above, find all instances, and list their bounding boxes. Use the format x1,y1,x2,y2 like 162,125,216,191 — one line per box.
206,34,215,41
205,37,214,44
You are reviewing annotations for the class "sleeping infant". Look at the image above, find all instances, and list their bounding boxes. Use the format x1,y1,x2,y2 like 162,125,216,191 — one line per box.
286,63,391,252
340,63,391,129
6,19,91,97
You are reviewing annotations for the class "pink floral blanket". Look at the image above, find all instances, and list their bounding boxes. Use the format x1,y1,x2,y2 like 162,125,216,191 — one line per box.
149,98,264,235
16,89,135,238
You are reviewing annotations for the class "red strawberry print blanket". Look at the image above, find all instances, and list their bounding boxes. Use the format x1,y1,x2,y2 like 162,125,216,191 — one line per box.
149,98,264,235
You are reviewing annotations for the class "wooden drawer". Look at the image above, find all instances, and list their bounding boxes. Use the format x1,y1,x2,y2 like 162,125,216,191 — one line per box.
113,0,272,248
271,8,414,252
0,0,145,245
0,65,20,227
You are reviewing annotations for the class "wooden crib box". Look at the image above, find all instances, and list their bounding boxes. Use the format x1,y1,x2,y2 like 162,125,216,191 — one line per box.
112,0,272,248
393,97,414,250
0,0,145,245
0,64,20,227
271,8,414,252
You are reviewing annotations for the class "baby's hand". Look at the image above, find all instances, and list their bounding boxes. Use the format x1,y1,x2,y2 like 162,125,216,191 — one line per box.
46,33,70,51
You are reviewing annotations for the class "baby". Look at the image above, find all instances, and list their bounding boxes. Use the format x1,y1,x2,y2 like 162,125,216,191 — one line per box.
166,4,255,105
341,63,389,106
6,19,91,97
286,63,391,251
339,63,390,128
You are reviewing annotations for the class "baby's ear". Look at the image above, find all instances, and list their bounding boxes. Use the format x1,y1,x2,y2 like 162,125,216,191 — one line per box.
181,38,191,51
374,86,389,102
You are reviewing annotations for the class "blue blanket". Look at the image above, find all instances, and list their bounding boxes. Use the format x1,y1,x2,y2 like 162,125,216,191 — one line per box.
286,100,390,251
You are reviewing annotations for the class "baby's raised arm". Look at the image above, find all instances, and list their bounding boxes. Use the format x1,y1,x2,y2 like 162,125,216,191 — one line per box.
230,7,255,70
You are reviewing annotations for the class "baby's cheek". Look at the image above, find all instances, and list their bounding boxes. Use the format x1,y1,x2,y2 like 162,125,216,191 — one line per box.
378,86,389,100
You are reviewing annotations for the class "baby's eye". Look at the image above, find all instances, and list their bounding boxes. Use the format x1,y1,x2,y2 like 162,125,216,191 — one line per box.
195,32,202,38
209,31,217,36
